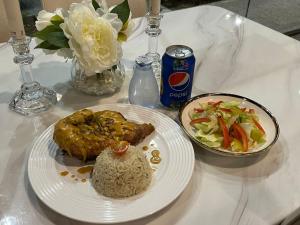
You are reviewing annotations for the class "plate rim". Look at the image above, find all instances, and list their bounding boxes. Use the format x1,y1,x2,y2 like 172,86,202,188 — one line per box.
179,92,280,157
28,103,195,223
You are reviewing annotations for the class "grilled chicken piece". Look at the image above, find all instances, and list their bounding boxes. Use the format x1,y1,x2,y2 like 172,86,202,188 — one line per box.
53,109,155,161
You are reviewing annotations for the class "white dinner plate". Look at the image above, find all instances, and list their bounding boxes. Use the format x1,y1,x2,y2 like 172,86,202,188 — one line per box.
28,104,195,223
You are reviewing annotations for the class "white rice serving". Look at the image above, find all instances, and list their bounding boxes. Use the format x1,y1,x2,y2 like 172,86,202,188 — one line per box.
92,146,152,198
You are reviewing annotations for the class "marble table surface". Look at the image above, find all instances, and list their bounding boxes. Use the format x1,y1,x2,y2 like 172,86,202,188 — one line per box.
1,5,300,225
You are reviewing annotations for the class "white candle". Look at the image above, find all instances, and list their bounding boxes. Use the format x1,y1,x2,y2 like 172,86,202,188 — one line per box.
3,0,25,38
151,0,161,16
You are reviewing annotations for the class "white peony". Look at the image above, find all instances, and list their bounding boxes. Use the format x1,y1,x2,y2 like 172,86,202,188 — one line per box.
61,0,123,75
35,8,65,31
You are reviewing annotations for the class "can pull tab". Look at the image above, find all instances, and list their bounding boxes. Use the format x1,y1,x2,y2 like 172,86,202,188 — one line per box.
174,49,185,58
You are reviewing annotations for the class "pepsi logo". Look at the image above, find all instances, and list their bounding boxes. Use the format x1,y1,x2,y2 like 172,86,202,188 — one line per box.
168,72,190,91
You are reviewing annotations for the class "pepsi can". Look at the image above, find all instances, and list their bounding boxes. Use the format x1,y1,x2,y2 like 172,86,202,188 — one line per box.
160,45,195,108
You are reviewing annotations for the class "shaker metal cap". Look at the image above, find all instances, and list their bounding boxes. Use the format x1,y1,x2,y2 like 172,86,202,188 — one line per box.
135,55,153,66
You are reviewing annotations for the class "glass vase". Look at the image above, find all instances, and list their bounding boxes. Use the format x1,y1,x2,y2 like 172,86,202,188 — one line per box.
70,59,125,96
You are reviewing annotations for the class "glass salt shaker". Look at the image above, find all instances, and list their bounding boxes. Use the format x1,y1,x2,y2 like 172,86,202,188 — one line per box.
129,55,159,108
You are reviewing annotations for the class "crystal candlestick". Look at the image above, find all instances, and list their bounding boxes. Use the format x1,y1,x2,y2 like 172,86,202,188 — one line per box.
145,13,163,84
8,36,57,115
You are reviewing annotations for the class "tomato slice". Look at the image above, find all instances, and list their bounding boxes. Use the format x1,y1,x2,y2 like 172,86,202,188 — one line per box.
218,116,230,148
248,109,255,114
231,128,241,140
194,108,204,113
232,123,248,151
253,118,265,134
208,100,223,107
190,117,211,125
113,141,129,155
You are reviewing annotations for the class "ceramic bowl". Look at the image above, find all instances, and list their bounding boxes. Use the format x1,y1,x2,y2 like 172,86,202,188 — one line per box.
179,93,280,157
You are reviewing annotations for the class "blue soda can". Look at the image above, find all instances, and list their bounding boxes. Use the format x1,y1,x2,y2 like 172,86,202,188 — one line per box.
160,45,195,108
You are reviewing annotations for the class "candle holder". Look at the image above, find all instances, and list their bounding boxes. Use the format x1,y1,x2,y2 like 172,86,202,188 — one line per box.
145,13,163,83
8,36,57,116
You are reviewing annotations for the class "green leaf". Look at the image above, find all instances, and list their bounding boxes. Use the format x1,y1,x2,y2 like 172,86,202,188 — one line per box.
34,25,62,40
34,41,61,50
111,0,130,24
46,32,69,48
50,15,64,26
92,0,100,10
33,24,69,49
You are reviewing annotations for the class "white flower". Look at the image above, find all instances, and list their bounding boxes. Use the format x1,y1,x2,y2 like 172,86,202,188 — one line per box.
35,8,65,31
61,0,122,75
98,0,122,33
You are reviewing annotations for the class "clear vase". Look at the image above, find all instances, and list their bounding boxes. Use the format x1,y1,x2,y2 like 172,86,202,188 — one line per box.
70,59,125,96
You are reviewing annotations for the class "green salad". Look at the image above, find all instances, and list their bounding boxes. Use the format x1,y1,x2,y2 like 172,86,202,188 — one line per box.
189,100,266,152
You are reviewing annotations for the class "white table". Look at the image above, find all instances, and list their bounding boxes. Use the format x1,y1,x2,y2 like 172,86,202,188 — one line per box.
1,5,300,225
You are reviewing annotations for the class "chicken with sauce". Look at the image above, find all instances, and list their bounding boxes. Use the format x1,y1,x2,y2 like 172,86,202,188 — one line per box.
53,109,155,161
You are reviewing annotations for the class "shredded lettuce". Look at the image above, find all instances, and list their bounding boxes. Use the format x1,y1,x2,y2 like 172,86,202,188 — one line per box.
199,102,209,110
189,100,266,151
195,129,223,147
230,138,243,152
219,101,240,108
239,123,253,139
250,128,265,144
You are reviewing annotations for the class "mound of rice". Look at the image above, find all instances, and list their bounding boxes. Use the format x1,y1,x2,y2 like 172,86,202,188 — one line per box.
92,146,152,198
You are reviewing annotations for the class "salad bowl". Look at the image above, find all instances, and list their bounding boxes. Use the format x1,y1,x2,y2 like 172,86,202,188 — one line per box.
179,93,280,157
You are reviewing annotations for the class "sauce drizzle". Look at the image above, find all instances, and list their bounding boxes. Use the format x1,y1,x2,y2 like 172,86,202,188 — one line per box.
151,150,160,156
60,171,69,176
150,150,161,164
150,157,161,164
77,166,93,174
